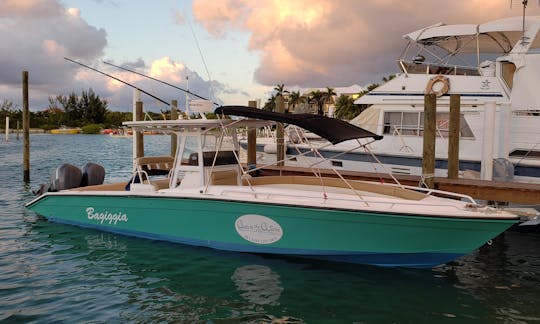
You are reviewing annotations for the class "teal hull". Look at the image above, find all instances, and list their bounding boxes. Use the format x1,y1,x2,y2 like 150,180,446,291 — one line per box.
26,194,516,267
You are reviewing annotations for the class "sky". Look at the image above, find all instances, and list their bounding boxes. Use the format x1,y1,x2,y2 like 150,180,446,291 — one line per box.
1,0,539,112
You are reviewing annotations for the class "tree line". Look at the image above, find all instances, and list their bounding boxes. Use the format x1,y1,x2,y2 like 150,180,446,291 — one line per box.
1,76,396,132
0,89,162,132
262,75,394,120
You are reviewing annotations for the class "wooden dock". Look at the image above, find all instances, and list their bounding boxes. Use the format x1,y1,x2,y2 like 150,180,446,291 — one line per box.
256,165,540,205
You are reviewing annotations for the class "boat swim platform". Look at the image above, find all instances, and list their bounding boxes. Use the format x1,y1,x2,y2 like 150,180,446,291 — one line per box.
255,165,540,205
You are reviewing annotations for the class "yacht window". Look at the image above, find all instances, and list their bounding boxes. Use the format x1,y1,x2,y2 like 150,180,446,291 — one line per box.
459,115,474,138
383,112,402,134
501,61,516,90
509,150,540,158
436,113,450,137
383,112,474,138
331,160,343,167
401,113,419,135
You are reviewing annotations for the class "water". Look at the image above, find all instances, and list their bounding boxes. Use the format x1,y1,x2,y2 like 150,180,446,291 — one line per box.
1,134,539,323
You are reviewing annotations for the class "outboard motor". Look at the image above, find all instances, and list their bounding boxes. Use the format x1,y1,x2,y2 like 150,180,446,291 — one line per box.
80,162,105,187
49,163,83,192
492,158,514,182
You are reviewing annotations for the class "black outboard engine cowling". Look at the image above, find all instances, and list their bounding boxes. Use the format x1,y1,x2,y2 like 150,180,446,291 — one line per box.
80,162,105,187
49,163,83,192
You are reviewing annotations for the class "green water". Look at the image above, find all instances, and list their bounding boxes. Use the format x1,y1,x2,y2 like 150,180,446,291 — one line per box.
1,134,539,323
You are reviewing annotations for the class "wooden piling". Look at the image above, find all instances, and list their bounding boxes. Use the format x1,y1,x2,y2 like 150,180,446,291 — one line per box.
170,100,178,156
22,71,30,182
5,116,9,142
135,101,144,159
481,102,496,181
275,95,285,167
247,100,257,168
422,93,436,188
447,94,460,179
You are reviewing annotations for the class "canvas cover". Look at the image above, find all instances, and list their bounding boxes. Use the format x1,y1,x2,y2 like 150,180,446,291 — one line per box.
215,106,383,144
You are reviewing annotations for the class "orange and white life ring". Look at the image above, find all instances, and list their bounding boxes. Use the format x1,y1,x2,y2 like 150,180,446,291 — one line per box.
426,75,450,97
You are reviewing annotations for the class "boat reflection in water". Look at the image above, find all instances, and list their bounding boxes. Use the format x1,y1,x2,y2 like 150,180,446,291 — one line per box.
231,264,284,306
17,218,539,323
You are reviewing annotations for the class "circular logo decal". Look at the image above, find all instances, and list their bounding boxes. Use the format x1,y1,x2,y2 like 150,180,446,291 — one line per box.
235,214,283,244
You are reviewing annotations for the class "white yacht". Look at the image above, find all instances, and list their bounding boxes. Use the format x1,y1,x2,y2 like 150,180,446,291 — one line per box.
282,16,540,183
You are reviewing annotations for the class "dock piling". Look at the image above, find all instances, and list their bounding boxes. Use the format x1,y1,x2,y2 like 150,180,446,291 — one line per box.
170,100,178,157
422,93,436,188
447,94,460,179
247,100,257,169
275,95,285,167
5,116,9,142
481,102,496,181
135,101,144,159
22,71,30,182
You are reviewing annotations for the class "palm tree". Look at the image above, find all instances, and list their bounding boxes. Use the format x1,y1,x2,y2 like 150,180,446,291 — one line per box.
288,91,303,113
263,94,276,111
274,84,289,97
309,90,326,116
323,87,337,116
323,87,336,105
333,95,359,120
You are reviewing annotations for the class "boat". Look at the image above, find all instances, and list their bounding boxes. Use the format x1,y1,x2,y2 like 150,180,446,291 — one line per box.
109,127,132,138
258,16,540,183
25,106,519,268
50,126,82,134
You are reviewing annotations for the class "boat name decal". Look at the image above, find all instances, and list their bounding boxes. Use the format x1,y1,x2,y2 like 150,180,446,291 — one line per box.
86,207,128,225
235,214,283,244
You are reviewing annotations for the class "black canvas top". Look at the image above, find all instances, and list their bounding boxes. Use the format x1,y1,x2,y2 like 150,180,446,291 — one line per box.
215,106,383,145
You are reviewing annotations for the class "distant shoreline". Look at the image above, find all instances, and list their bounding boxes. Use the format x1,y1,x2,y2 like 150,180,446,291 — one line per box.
1,128,45,134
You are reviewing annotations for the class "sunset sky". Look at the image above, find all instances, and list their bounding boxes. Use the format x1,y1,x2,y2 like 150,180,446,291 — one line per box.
1,0,539,112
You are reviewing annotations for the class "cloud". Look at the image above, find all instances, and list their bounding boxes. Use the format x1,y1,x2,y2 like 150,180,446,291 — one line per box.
0,0,107,110
86,57,225,111
193,0,540,88
0,0,224,112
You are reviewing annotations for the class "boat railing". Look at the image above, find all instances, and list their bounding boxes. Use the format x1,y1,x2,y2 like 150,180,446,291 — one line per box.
135,155,174,175
218,189,474,212
386,183,478,205
398,60,480,76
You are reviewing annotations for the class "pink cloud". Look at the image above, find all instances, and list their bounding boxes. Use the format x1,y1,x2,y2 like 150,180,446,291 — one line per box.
193,0,540,87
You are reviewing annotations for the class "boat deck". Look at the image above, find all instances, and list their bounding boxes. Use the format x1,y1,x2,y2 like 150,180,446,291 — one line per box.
69,175,428,201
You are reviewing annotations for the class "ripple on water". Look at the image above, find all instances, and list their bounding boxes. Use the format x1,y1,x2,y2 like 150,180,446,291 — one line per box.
0,134,539,322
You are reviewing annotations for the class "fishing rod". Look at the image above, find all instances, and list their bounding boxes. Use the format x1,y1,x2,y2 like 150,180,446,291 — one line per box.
102,60,219,106
64,57,170,106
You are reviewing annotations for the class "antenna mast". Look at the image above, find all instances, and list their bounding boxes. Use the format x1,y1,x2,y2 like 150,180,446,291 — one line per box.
522,0,529,45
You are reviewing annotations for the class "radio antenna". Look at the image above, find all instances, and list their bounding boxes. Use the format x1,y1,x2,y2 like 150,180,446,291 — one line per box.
103,60,219,106
188,20,215,102
65,57,169,106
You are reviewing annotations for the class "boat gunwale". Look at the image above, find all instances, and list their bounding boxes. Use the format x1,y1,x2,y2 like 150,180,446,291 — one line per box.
26,188,519,222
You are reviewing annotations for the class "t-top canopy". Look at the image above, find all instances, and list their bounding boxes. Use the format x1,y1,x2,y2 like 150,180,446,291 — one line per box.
403,16,540,54
215,106,383,144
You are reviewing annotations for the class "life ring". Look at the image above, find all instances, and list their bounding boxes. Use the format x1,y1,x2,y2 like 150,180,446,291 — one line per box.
426,75,450,97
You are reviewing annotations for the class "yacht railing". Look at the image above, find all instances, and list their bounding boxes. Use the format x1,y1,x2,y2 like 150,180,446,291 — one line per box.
398,60,480,76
